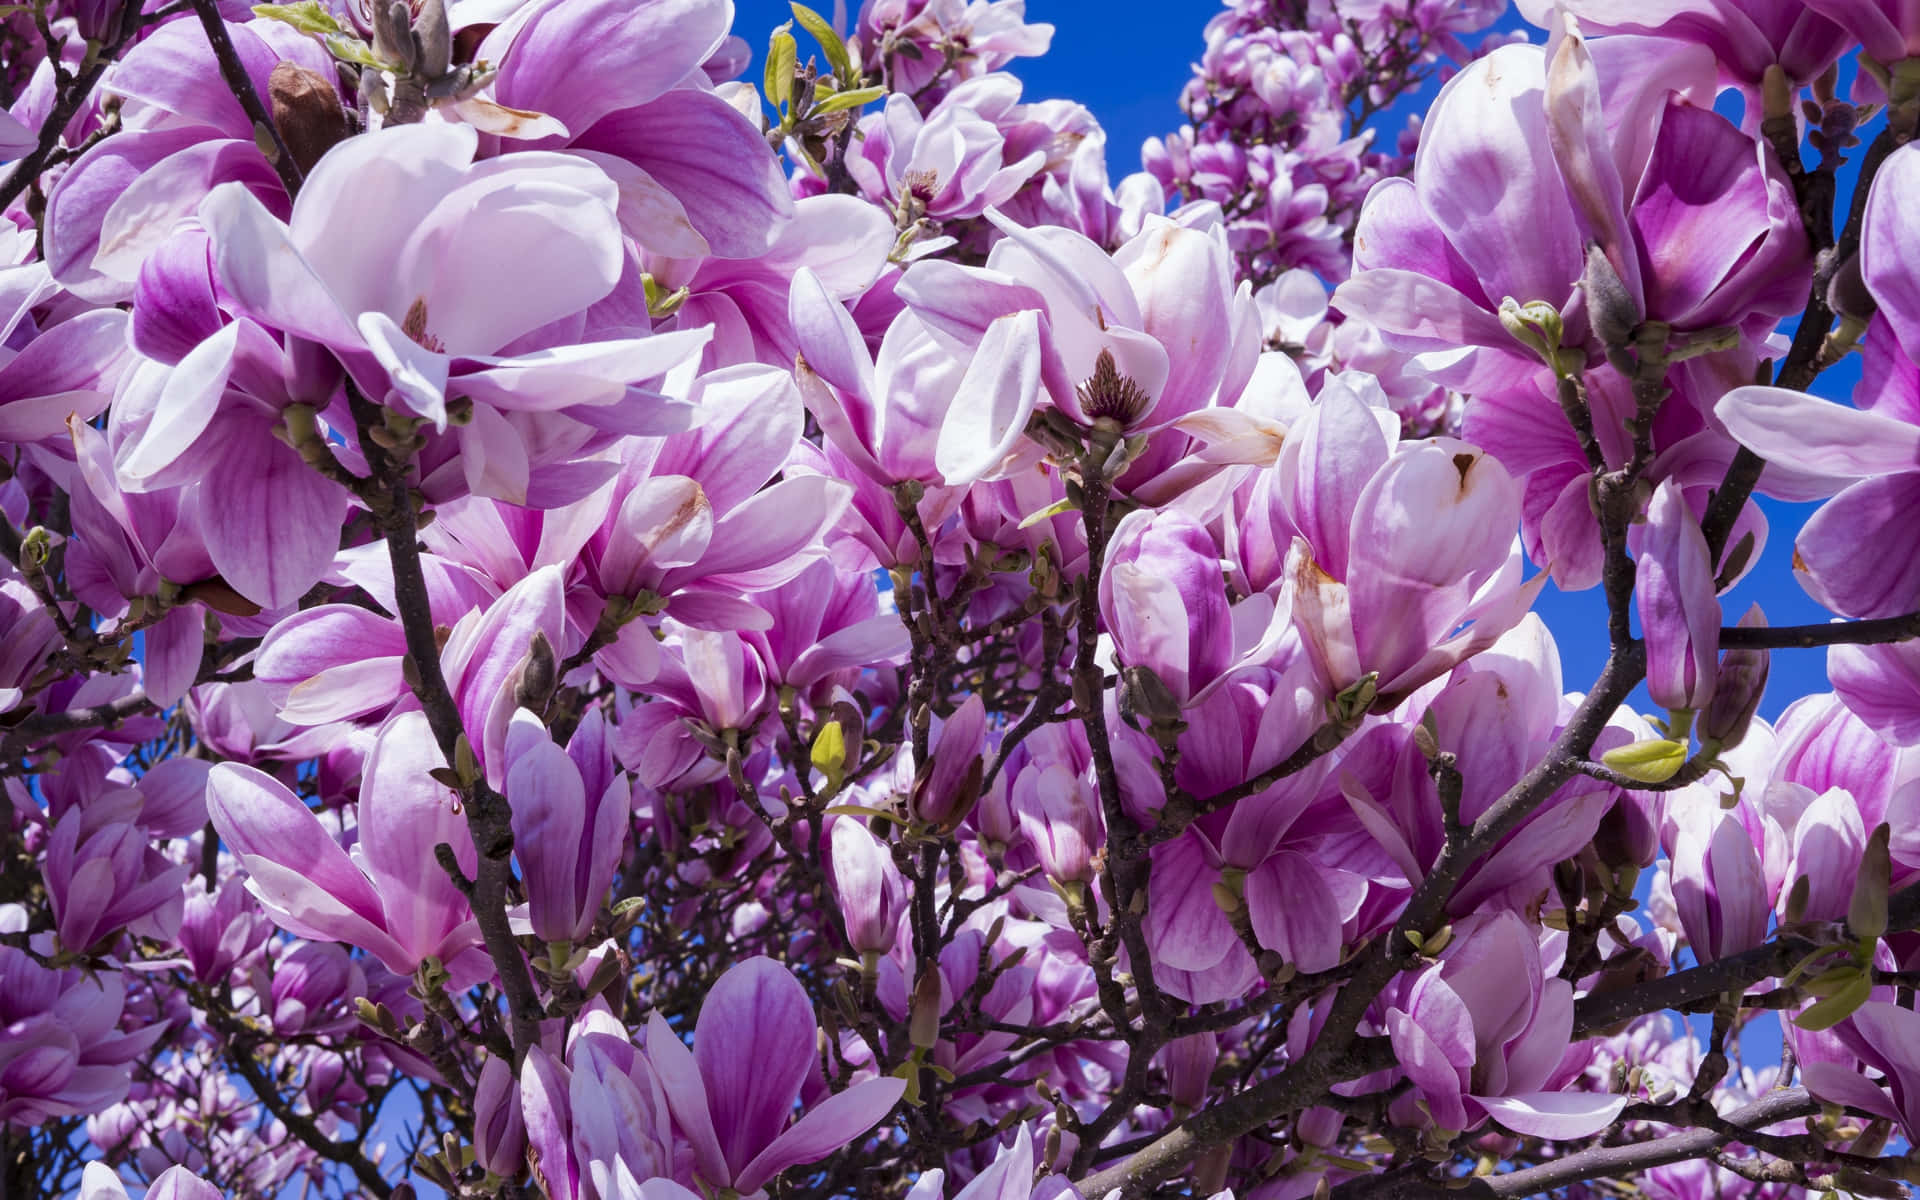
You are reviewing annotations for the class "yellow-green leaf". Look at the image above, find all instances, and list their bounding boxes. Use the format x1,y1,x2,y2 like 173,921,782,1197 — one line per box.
812,85,886,115
1793,972,1874,1031
1599,737,1689,783
790,3,853,84
764,26,797,113
252,1,347,34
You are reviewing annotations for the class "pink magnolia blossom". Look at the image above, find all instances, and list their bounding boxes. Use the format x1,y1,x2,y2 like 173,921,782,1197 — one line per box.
201,121,705,482
206,711,487,978
1380,911,1628,1138
644,958,906,1194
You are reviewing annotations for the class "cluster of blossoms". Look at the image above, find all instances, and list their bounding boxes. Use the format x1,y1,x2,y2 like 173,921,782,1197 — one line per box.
1141,1,1515,436
7,0,1920,1198
1145,0,1508,286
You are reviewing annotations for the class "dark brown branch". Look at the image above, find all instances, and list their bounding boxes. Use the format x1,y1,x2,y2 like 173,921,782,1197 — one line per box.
186,0,305,198
217,1024,395,1199
1331,1088,1821,1200
344,386,546,1061
1574,879,1920,1037
1720,611,1920,649
0,692,154,762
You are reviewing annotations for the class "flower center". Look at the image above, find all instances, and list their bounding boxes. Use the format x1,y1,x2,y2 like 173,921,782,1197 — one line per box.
402,296,446,354
1075,348,1151,426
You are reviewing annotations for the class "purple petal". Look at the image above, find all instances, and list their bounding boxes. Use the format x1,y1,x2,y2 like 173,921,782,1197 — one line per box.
519,1045,582,1200
735,1076,906,1192
358,712,475,965
1385,995,1472,1130
199,424,348,611
1864,143,1920,354
1717,385,1920,480
694,475,850,588
644,1010,728,1186
0,310,130,441
1414,46,1581,311
1475,1091,1629,1139
1144,834,1238,973
205,763,401,959
577,90,793,260
1245,852,1344,973
143,604,204,710
934,308,1045,485
1796,473,1920,619
489,0,729,135
693,958,816,1179
1831,639,1920,747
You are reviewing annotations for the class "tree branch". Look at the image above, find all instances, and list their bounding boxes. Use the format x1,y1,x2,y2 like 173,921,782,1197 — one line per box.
1331,1088,1822,1200
345,385,546,1062
1720,610,1920,649
186,0,304,198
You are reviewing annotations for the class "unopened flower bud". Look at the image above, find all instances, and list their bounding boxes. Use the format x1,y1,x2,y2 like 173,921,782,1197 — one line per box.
411,0,452,79
909,694,985,829
1848,823,1892,941
1702,604,1769,749
909,969,943,1050
269,63,351,175
1826,252,1877,324
1161,1033,1216,1114
1582,242,1640,350
71,0,118,42
1117,665,1184,735
513,630,558,714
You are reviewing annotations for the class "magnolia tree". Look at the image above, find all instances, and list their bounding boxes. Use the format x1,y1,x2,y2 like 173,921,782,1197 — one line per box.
10,0,1920,1197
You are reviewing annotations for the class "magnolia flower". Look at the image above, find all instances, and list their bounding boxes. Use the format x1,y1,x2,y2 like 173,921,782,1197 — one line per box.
1382,912,1628,1138
1716,144,1920,620
206,711,486,978
0,950,165,1125
200,122,705,471
1335,32,1806,397
644,958,905,1194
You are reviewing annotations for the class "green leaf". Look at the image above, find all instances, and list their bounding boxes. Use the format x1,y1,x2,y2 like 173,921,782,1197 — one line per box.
790,3,853,83
1793,971,1873,1032
821,803,896,822
1848,823,1892,940
811,85,886,115
1599,737,1689,783
1018,496,1078,530
324,32,398,70
764,25,797,113
252,1,347,35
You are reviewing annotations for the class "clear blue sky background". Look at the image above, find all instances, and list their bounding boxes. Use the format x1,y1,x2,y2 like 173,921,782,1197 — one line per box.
732,0,1862,724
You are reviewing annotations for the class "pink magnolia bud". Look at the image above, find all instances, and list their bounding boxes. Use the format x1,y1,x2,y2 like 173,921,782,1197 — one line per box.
1703,605,1769,747
910,693,986,828
507,708,630,944
828,817,907,955
1100,508,1233,707
474,1053,527,1177
270,942,364,1035
1162,1033,1217,1112
1632,481,1720,713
